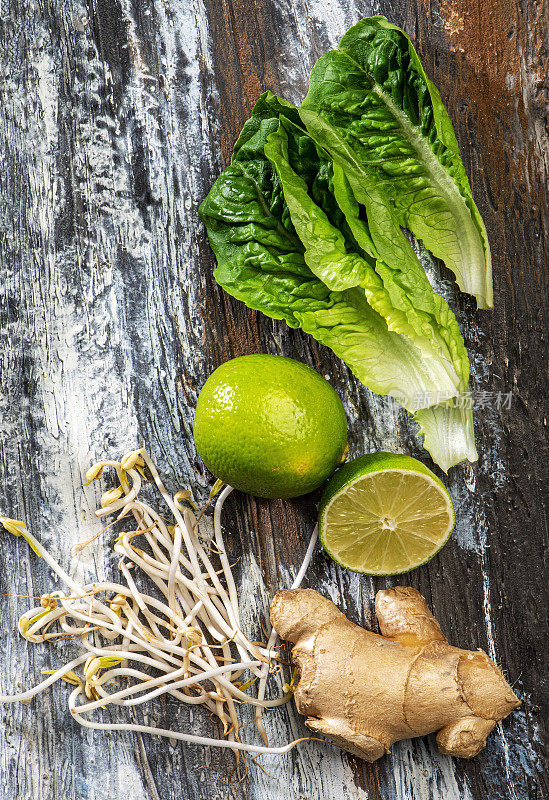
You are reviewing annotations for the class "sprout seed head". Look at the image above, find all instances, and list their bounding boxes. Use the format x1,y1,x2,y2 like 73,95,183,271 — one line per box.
62,671,83,687
84,463,105,486
120,450,145,471
41,594,57,611
84,658,101,680
181,626,203,647
174,490,194,511
84,682,100,701
109,593,126,612
97,656,123,670
0,517,26,537
42,670,83,688
209,479,224,500
100,486,124,508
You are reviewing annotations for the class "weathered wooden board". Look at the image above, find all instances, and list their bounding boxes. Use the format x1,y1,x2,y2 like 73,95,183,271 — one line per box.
0,0,547,799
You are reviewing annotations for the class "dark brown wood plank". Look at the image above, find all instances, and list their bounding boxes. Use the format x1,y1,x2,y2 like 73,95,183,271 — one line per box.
0,0,546,798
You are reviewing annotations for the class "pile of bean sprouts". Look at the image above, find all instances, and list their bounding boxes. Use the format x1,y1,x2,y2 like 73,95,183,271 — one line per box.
0,450,318,758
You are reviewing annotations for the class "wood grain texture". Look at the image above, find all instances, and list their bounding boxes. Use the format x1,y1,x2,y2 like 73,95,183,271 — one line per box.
0,0,546,799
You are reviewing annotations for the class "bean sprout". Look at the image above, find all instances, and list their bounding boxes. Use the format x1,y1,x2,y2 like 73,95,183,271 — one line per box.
0,450,316,758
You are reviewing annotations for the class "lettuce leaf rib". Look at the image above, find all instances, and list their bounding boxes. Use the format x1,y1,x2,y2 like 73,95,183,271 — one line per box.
414,403,477,473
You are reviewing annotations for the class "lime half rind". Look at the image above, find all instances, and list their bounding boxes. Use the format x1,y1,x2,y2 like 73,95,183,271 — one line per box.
319,452,455,576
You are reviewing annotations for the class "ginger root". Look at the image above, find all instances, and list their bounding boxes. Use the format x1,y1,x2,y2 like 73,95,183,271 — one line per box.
270,587,520,761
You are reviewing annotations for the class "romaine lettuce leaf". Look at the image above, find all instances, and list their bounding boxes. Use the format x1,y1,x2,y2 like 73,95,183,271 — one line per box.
200,104,461,414
263,120,374,292
199,92,479,469
264,118,471,400
263,115,477,468
300,16,493,309
329,162,471,391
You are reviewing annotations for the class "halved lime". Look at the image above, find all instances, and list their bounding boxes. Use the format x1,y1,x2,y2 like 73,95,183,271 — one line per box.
319,452,455,575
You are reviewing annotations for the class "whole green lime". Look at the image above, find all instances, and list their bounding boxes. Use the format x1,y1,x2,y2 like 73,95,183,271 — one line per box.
193,355,348,498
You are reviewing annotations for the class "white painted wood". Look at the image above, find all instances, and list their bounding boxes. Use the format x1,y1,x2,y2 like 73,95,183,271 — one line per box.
0,0,543,798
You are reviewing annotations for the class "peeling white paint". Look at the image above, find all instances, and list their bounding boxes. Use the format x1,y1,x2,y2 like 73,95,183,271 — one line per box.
392,739,475,800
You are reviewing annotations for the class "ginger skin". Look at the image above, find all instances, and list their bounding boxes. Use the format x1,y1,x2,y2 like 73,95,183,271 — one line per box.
270,587,520,761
